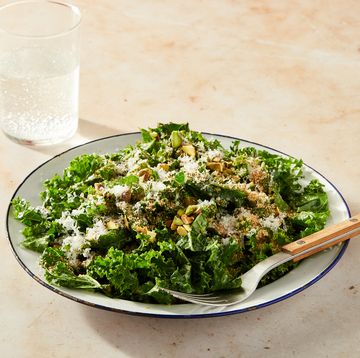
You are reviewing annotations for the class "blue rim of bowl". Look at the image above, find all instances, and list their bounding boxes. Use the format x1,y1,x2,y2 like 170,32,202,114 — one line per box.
6,131,351,319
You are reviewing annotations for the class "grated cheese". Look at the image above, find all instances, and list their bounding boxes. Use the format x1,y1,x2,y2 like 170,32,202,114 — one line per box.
86,220,108,241
61,233,86,262
259,214,283,232
107,185,129,198
180,155,199,173
219,214,238,234
156,166,170,181
207,149,223,161
57,212,78,232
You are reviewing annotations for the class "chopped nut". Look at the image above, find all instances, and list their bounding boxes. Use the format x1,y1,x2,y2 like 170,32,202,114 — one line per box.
181,144,196,157
134,225,147,234
147,230,157,242
185,205,198,215
159,163,169,171
212,223,226,236
181,214,193,224
171,130,182,148
134,226,157,242
206,161,224,172
124,215,129,229
106,220,119,230
150,131,158,139
138,168,151,181
177,226,188,236
121,190,132,203
249,168,268,185
170,222,178,230
94,183,104,191
172,216,183,226
256,229,269,242
183,224,191,232
223,168,233,175
247,191,259,203
177,209,185,217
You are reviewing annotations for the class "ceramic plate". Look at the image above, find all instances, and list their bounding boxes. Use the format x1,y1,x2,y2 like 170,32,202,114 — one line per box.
6,133,350,318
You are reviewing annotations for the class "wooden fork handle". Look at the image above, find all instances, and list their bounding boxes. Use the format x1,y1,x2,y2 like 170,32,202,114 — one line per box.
282,213,360,262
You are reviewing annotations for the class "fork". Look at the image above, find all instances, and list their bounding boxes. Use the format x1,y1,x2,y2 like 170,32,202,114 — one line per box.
158,213,360,306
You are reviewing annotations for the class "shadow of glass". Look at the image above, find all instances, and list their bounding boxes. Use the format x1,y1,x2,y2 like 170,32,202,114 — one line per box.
25,118,119,156
77,118,120,139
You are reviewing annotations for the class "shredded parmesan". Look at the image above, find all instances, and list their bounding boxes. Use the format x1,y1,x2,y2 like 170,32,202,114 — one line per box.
57,212,78,232
180,155,199,173
207,149,223,160
259,214,283,232
219,215,238,234
107,185,129,198
86,220,108,241
156,167,170,181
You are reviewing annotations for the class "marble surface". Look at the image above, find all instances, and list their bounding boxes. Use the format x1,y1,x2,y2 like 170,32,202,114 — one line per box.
1,0,360,357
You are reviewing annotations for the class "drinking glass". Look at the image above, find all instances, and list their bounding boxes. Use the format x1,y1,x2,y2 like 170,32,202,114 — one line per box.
0,0,81,145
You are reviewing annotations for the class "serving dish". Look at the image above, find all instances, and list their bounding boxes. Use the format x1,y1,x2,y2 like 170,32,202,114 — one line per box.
6,132,350,318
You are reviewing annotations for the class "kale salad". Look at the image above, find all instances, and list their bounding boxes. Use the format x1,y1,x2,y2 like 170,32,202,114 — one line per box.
12,123,330,304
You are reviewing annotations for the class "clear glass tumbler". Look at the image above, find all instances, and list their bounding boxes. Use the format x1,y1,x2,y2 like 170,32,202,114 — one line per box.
0,0,81,145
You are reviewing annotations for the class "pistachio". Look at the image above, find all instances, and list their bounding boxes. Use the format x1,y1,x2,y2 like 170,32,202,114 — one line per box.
181,214,193,224
183,224,191,232
181,144,196,157
173,216,183,226
150,131,158,139
147,230,157,242
223,168,233,175
138,168,151,182
171,130,182,148
124,215,129,229
206,161,224,172
185,205,198,215
176,226,188,237
121,190,132,203
177,208,185,217
165,219,173,228
94,183,104,191
134,225,147,234
106,220,119,230
159,163,169,171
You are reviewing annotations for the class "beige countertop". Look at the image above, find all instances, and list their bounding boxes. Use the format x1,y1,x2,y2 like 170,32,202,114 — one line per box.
1,1,360,357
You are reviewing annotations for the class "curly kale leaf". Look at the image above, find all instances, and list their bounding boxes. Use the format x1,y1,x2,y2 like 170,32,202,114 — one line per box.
12,198,63,252
90,229,132,254
205,240,243,291
12,197,44,226
296,180,329,213
185,182,245,208
41,248,101,289
87,246,180,303
40,154,105,218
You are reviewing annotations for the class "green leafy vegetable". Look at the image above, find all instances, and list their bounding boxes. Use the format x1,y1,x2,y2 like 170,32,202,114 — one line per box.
12,122,330,304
